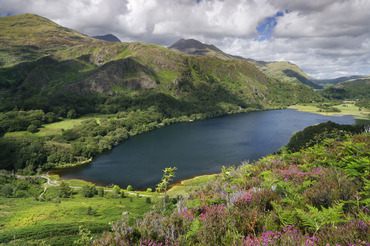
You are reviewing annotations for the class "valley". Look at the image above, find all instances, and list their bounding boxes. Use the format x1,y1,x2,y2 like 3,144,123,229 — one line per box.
0,12,369,246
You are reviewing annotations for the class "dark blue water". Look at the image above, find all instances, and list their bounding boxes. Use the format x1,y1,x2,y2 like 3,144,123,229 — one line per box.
56,109,355,189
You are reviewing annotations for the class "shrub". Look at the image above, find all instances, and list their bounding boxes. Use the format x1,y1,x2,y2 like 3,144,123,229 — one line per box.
97,187,104,197
27,124,39,133
80,185,95,198
112,185,120,197
127,185,133,191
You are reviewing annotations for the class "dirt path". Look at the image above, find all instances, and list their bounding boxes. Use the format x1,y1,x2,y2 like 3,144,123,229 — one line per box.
38,174,156,198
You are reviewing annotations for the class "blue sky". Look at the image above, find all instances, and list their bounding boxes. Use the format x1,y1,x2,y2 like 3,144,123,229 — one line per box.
0,0,369,79
256,11,284,41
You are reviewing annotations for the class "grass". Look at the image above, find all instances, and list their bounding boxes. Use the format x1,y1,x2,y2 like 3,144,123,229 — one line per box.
0,192,155,245
167,174,217,197
289,101,370,119
4,113,115,140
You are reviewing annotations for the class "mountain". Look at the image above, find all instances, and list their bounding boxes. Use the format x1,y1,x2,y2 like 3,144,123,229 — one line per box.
247,59,323,89
0,14,322,116
169,38,233,60
169,39,323,89
313,75,370,87
319,79,370,100
0,13,103,67
92,34,121,42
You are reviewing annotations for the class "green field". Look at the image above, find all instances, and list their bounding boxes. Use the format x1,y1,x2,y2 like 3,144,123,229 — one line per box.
289,101,370,120
0,189,156,245
4,114,115,140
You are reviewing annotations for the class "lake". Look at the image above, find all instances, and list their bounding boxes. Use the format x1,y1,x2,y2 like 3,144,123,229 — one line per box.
55,109,356,189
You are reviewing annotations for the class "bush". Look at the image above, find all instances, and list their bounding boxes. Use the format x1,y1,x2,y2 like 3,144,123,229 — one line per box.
80,185,96,198
97,187,104,197
127,185,133,191
27,124,39,133
67,109,77,119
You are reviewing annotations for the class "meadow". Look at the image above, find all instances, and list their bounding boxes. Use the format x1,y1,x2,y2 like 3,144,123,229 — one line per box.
289,101,370,120
0,177,158,245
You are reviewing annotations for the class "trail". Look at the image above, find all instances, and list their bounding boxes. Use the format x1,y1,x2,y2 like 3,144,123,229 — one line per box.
38,174,156,198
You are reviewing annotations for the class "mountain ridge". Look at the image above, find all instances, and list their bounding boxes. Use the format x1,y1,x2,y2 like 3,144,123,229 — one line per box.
169,39,323,89
0,14,322,115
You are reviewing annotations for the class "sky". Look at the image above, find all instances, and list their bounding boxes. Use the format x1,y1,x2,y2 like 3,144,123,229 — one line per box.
1,0,369,79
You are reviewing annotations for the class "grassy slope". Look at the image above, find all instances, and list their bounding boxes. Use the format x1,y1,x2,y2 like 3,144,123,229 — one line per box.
168,39,321,89
0,14,323,116
88,131,370,245
0,177,157,245
0,13,102,66
0,196,153,245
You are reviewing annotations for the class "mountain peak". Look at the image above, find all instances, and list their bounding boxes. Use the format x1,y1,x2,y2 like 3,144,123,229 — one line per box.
169,38,232,59
0,13,101,50
92,34,121,42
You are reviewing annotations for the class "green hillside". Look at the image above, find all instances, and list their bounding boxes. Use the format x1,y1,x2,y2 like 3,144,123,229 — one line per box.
84,126,370,245
0,13,103,67
0,14,322,114
320,79,370,100
249,60,323,89
0,13,323,173
169,39,322,89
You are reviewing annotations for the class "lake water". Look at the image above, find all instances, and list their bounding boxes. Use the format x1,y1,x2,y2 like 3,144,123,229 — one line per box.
56,109,356,189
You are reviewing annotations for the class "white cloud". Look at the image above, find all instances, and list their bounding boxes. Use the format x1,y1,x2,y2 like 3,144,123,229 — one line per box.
0,0,369,79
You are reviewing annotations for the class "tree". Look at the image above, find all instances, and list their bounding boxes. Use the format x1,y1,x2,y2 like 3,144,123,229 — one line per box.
113,185,120,197
156,166,177,212
98,187,104,197
127,185,133,191
58,181,72,198
80,185,95,198
67,109,77,119
27,124,39,133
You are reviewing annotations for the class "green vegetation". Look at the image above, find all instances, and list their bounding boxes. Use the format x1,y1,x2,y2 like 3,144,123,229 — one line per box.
169,39,323,89
156,167,177,212
0,13,324,174
87,127,369,245
289,101,370,120
0,174,157,245
1,123,368,245
320,79,370,102
1,14,369,245
250,60,323,89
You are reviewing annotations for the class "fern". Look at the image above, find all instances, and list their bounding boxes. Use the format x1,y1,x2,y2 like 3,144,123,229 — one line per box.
296,203,344,235
271,201,297,226
183,218,201,240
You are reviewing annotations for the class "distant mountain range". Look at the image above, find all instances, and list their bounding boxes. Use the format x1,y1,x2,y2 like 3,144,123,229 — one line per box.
313,75,370,87
0,14,323,115
92,34,121,42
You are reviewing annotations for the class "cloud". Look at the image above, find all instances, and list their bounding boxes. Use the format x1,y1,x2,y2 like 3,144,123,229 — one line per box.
0,0,369,79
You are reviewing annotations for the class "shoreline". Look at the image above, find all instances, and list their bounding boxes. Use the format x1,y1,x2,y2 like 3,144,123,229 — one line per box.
49,103,369,191
49,106,280,172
